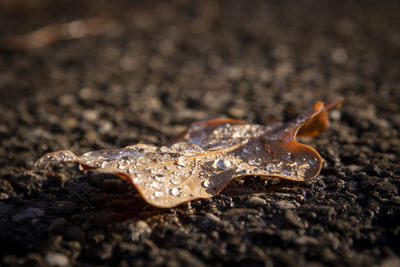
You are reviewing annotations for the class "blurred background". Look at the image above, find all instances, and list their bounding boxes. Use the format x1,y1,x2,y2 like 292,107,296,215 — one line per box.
1,0,399,167
1,0,399,155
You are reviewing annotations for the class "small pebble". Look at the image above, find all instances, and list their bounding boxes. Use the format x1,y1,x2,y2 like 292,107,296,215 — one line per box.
280,210,304,229
245,196,267,207
45,252,69,267
128,220,151,242
203,212,221,224
274,200,296,210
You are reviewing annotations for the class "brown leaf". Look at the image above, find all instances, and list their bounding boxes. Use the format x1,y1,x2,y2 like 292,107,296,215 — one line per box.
34,98,344,208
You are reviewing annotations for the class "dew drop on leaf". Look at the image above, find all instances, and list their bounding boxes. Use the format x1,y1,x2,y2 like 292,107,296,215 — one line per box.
212,158,231,170
177,157,186,167
202,180,211,188
238,162,250,173
266,163,275,171
170,187,182,197
170,178,180,186
154,191,164,198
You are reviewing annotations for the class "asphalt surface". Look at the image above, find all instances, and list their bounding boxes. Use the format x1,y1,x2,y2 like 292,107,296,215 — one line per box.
0,0,399,266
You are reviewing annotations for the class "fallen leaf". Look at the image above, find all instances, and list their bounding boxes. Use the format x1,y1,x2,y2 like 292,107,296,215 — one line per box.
34,97,344,208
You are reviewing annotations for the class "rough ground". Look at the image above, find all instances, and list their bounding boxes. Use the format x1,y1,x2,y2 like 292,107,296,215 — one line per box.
0,0,399,266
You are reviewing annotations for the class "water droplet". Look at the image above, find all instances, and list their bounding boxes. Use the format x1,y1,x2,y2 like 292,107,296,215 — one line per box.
154,175,164,182
151,169,161,174
266,163,275,171
165,166,171,170
288,162,297,168
154,191,164,198
170,178,180,185
177,157,186,167
159,146,170,153
170,187,181,197
133,177,143,185
282,152,291,160
202,180,211,188
151,181,162,190
243,148,250,154
183,150,197,156
134,156,148,166
101,161,109,168
238,162,249,172
248,159,261,166
282,171,292,177
231,131,241,138
212,158,231,169
118,165,126,170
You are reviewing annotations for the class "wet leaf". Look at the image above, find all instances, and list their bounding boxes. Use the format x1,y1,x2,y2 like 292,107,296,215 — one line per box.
34,98,344,208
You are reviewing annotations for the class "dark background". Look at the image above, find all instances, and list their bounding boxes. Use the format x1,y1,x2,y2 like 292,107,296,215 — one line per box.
0,0,399,266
